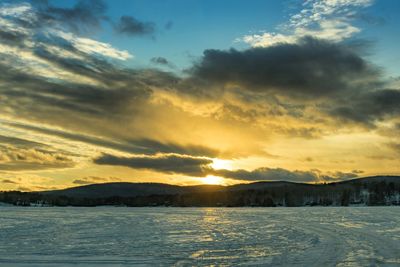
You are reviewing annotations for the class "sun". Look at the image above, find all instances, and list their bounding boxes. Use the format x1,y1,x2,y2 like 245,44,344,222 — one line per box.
211,159,232,170
202,175,224,185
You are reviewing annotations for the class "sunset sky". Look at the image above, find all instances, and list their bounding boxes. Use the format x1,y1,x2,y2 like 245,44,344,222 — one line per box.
0,0,399,191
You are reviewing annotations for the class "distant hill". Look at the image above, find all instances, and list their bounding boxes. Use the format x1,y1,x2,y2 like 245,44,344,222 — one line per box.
42,180,312,199
42,182,225,198
43,176,400,198
1,176,399,207
337,175,400,185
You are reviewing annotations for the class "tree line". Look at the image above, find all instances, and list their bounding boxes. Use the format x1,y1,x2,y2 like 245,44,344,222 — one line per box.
1,180,399,207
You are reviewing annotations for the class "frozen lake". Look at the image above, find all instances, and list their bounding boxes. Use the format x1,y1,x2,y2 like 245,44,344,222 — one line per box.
0,207,399,266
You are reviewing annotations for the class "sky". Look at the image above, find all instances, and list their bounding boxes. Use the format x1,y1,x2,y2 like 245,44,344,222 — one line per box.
0,0,399,191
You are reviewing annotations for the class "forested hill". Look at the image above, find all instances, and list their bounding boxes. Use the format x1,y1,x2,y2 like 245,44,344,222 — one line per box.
0,176,399,207
43,183,225,198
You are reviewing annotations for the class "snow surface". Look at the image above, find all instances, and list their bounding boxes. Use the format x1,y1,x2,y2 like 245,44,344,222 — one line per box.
0,207,399,266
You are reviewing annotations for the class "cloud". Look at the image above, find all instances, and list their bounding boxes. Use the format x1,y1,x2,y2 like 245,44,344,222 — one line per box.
0,65,150,118
0,134,76,171
32,1,158,39
0,146,75,171
151,57,169,65
34,0,108,34
182,36,400,133
53,30,132,60
329,89,400,125
0,30,164,152
274,126,325,139
0,1,107,36
2,179,18,184
189,37,379,98
0,0,398,182
93,153,360,183
94,154,213,176
212,167,359,183
0,175,57,191
150,57,175,69
0,1,131,61
0,27,28,46
72,179,93,185
73,176,121,185
0,2,32,17
5,122,220,158
114,15,155,36
242,0,373,47
0,135,46,148
0,3,225,161
0,10,394,159
213,167,321,182
386,142,400,155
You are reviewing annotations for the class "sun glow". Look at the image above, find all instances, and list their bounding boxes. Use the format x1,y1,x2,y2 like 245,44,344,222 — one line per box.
202,175,224,185
211,159,233,170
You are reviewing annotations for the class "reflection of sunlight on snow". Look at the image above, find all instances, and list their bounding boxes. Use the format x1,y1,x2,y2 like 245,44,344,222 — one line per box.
335,222,365,228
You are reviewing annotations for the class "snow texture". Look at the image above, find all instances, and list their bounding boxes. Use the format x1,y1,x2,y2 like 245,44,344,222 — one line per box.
0,207,399,266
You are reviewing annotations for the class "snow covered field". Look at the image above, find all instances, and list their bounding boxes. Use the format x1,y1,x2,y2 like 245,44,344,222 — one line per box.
0,207,399,266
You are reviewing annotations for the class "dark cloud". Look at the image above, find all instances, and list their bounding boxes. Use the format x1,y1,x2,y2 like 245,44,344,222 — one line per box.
72,179,92,185
0,6,221,160
212,168,359,182
94,154,213,176
0,135,46,148
0,74,149,125
1,6,393,142
6,122,220,158
179,38,399,133
73,176,121,185
150,57,175,69
0,29,28,46
114,15,155,36
33,0,108,34
2,179,18,184
7,1,157,39
212,167,320,182
0,40,178,153
151,57,169,65
0,0,399,175
93,153,359,183
188,37,380,98
329,89,400,126
134,139,219,158
181,36,399,130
